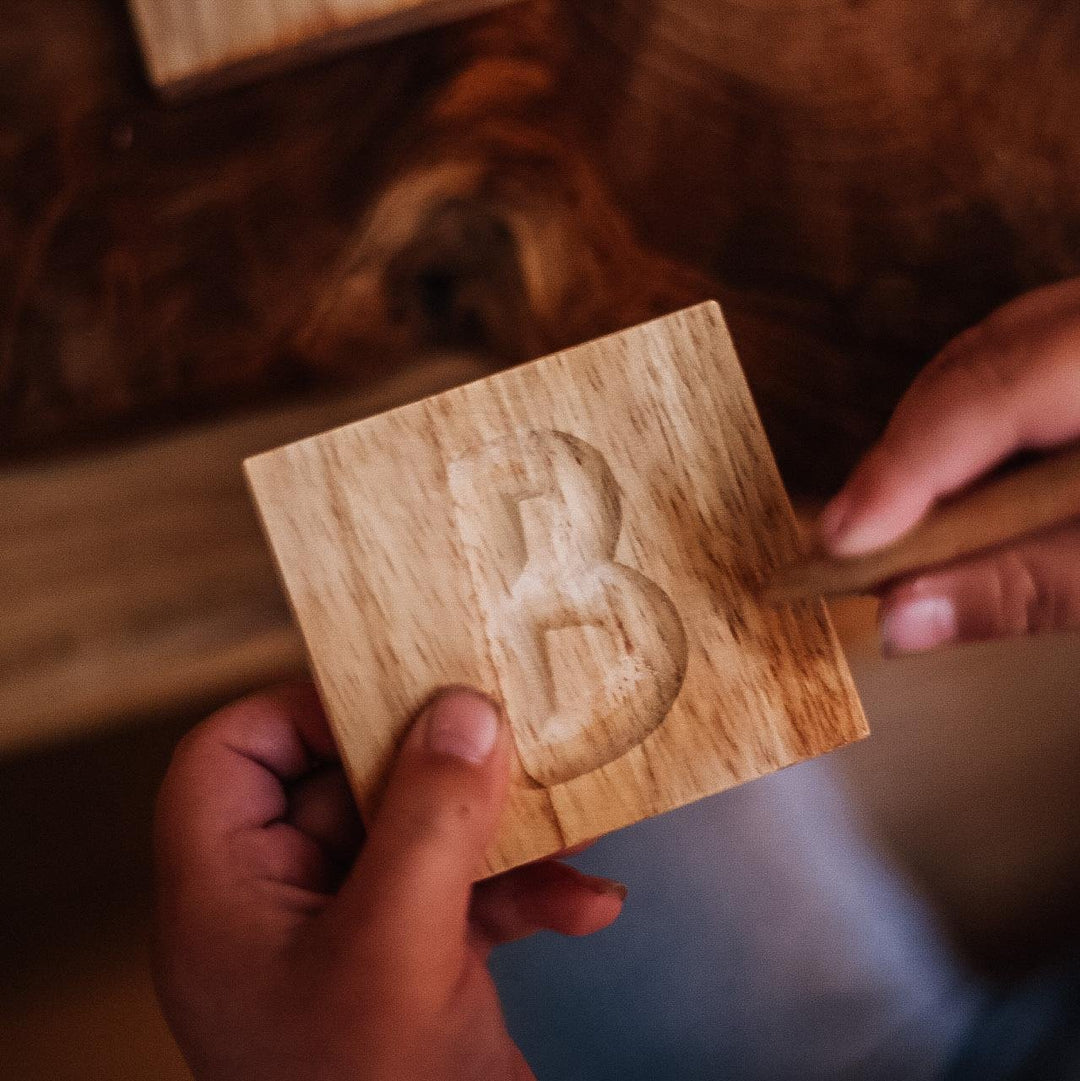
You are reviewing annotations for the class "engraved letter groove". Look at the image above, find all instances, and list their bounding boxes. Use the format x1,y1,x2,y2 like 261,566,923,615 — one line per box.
448,430,688,786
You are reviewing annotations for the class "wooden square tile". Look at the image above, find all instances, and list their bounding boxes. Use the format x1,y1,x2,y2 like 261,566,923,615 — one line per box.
127,0,522,96
245,302,867,874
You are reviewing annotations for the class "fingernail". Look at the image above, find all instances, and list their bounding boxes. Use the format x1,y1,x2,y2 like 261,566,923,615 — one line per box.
819,491,852,547
879,596,957,656
829,515,899,558
425,691,499,764
589,879,628,901
821,492,903,558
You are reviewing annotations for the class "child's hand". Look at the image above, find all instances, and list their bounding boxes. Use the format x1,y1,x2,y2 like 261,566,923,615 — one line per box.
153,683,625,1081
819,277,1080,654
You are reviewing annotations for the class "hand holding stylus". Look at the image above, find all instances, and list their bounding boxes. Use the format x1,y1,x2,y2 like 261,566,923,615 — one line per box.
795,277,1080,655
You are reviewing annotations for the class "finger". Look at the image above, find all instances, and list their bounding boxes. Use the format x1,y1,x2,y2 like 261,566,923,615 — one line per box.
155,682,336,925
330,688,511,972
821,297,1080,557
472,860,626,946
287,765,364,868
878,522,1080,654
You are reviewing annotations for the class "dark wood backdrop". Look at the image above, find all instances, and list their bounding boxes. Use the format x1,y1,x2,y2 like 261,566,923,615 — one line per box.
6,0,1080,493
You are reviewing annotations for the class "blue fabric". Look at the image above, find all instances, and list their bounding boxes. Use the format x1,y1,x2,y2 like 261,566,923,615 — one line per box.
491,758,988,1080
944,953,1080,1081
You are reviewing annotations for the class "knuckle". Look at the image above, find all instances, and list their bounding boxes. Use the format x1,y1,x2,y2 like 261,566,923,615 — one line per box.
942,342,1015,400
918,322,1015,402
166,722,210,774
921,325,983,380
167,693,274,768
209,692,281,731
988,553,1053,636
950,322,989,355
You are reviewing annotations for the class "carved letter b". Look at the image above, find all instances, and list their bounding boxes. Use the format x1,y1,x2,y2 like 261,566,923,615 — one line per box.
448,430,687,786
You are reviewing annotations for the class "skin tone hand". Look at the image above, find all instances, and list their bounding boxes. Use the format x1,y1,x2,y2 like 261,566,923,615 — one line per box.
819,277,1080,655
153,683,625,1081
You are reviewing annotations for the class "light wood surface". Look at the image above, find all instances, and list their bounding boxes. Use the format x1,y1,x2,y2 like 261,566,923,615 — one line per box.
126,0,521,95
768,444,1080,601
247,302,868,874
0,357,485,755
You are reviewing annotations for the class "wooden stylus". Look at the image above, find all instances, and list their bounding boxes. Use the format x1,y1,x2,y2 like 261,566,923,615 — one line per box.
766,443,1080,602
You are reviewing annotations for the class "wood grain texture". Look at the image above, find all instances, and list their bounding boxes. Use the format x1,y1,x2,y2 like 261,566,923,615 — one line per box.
246,302,868,874
0,356,485,755
126,0,522,95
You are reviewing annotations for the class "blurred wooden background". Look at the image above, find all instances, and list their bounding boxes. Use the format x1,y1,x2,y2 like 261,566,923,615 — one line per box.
3,0,1080,1076
10,1,1080,472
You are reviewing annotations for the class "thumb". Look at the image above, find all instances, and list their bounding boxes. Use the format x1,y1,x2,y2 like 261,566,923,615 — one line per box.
331,688,511,971
878,523,1080,655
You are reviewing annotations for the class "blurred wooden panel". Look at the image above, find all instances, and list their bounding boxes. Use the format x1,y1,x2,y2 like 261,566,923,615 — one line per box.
0,0,448,458
567,0,1080,348
127,0,522,96
0,356,484,754
7,0,1080,485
